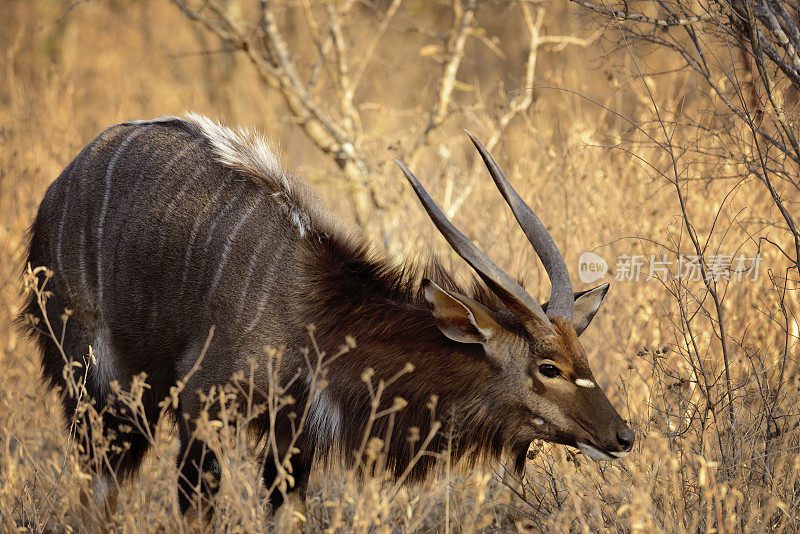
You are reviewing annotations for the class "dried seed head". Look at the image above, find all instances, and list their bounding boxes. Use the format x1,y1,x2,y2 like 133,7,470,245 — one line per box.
361,367,375,383
366,437,384,459
427,395,438,411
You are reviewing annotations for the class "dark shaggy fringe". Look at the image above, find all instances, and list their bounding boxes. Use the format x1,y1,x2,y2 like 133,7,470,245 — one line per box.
290,230,529,481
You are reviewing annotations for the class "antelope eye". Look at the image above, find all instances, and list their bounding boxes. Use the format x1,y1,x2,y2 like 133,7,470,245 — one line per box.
538,363,561,378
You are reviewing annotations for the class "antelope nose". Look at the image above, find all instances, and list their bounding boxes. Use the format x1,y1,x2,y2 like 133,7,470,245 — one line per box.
616,427,635,451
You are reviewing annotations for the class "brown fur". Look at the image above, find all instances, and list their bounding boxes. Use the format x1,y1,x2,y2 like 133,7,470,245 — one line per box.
18,116,633,519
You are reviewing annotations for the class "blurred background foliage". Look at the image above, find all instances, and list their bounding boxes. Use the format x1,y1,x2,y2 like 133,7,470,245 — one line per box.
1,0,799,531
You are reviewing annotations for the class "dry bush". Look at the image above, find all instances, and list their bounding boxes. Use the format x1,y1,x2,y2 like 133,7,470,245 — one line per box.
1,0,798,532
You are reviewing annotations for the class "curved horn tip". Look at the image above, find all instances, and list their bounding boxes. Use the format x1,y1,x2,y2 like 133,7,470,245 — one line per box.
464,129,484,148
394,159,416,181
395,154,552,328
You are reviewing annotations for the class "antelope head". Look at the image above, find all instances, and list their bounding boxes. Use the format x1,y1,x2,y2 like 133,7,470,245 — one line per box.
395,133,634,463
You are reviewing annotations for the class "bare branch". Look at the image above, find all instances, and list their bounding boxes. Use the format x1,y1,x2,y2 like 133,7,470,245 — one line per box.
325,2,358,132
430,0,477,132
484,0,544,151
570,0,717,26
351,0,404,92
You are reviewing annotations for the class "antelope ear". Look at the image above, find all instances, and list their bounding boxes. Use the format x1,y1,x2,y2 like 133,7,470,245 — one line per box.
423,279,500,345
572,283,609,336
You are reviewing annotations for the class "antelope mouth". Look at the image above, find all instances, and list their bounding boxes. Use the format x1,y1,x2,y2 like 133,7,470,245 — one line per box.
575,441,629,461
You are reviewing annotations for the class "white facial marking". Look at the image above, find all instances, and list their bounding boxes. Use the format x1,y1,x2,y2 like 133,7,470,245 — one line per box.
576,442,616,461
575,378,596,388
533,417,545,426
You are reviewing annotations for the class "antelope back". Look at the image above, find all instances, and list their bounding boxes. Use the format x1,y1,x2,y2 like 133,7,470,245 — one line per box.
23,116,633,493
28,115,330,392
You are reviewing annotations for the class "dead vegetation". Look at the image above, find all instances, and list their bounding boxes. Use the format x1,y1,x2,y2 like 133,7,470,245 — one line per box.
1,0,799,532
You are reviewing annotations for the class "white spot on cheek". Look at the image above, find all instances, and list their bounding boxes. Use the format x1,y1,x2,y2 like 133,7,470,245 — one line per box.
575,378,596,388
533,417,545,426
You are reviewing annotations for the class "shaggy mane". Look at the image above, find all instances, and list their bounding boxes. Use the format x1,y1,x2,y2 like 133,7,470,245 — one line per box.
181,112,285,183
127,114,342,238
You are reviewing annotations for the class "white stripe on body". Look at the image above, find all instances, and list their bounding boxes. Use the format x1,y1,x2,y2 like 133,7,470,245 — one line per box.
96,128,148,313
53,175,75,301
206,194,266,299
193,180,247,296
150,163,210,275
123,137,202,225
242,237,291,336
233,231,273,328
77,138,106,307
291,211,308,237
176,176,231,297
90,327,119,392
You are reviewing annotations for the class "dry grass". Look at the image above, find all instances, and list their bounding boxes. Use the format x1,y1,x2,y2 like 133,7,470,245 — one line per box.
1,0,799,532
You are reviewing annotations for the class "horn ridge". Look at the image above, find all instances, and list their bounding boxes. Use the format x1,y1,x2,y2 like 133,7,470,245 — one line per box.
394,159,552,329
464,131,574,321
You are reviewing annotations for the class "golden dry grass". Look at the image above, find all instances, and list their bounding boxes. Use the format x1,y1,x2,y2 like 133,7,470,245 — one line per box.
1,1,799,532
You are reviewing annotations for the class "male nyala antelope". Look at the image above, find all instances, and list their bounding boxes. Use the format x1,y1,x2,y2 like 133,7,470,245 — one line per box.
21,114,634,525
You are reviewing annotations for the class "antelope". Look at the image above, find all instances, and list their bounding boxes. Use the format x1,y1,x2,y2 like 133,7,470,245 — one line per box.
20,114,634,528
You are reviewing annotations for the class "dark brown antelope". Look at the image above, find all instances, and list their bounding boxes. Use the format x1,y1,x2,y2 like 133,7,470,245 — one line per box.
20,114,633,528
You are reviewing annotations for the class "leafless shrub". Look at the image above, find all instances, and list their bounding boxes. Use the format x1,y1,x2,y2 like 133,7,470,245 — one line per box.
170,0,601,251
5,0,800,532
569,0,800,531
13,264,456,531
